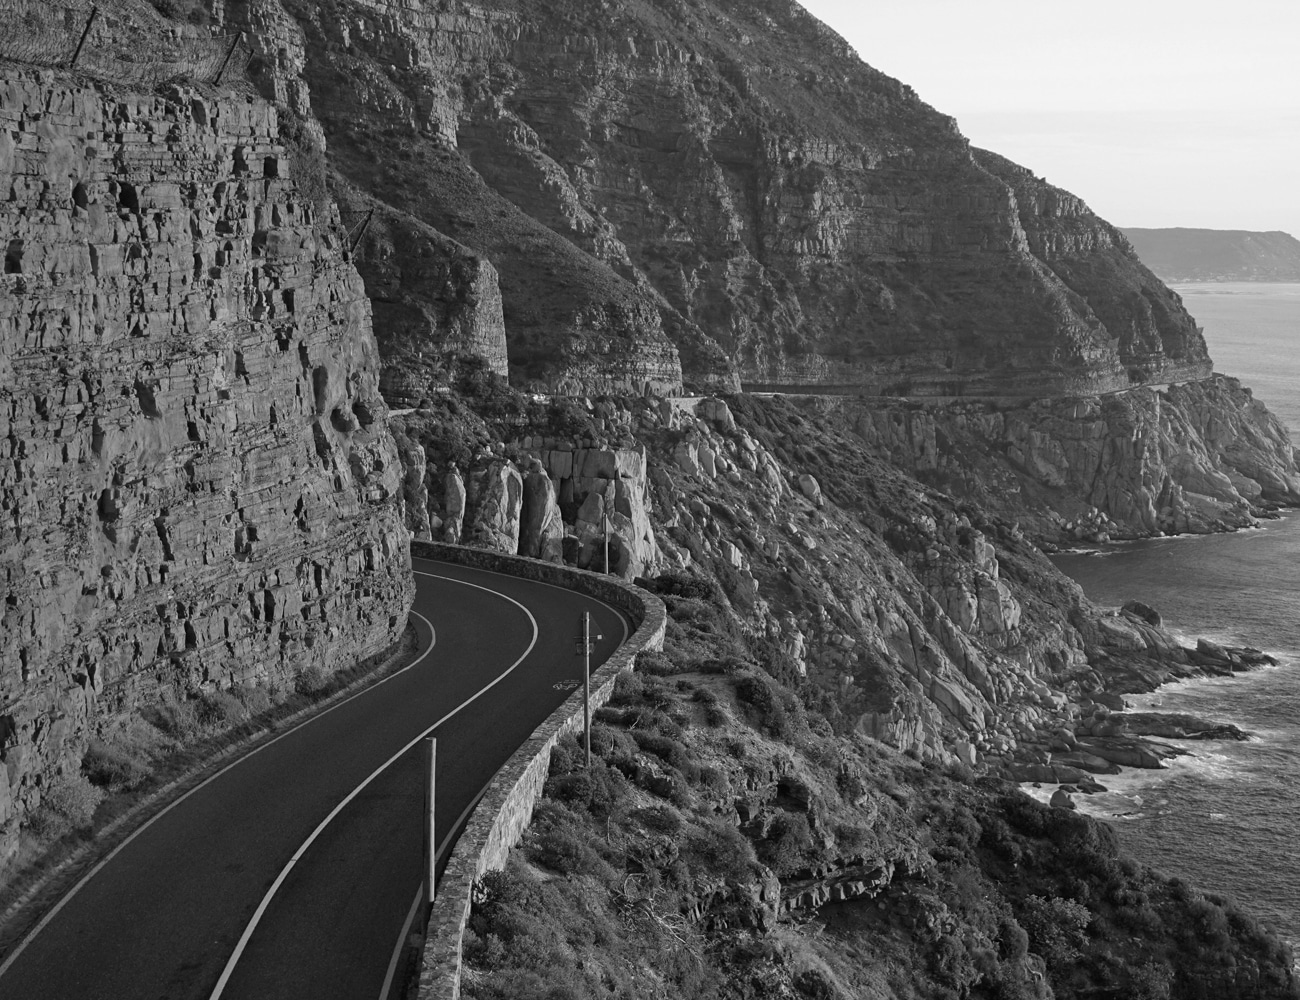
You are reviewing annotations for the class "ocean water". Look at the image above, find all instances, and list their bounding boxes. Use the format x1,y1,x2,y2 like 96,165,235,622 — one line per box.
1053,516,1300,943
1046,284,1300,943
1173,281,1300,441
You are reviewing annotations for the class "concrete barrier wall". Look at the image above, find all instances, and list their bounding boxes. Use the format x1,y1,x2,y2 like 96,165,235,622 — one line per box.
410,542,666,1000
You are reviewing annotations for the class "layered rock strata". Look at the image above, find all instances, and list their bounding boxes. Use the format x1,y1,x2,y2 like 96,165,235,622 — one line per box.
850,375,1300,541
211,0,1210,399
0,71,412,830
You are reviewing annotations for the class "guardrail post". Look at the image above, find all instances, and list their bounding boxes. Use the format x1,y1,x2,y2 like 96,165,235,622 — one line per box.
425,736,436,904
68,6,99,69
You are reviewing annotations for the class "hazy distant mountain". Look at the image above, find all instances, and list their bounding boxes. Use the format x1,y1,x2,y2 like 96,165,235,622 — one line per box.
1123,228,1300,282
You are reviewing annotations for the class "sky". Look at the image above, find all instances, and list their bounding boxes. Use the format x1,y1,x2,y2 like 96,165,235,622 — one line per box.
797,0,1300,237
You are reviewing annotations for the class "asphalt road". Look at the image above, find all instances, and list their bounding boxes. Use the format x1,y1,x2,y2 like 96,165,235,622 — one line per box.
0,556,628,1000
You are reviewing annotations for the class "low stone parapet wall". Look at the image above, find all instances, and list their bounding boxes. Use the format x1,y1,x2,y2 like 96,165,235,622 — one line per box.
410,542,666,1000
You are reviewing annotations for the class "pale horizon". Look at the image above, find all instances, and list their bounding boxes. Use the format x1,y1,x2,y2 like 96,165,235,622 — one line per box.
798,0,1300,239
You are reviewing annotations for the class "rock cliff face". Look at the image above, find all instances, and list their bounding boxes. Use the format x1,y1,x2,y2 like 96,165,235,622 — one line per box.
205,0,1209,399
851,375,1300,541
0,70,412,831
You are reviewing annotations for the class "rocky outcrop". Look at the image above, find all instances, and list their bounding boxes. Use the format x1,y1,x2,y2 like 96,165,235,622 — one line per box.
518,458,564,562
0,71,412,830
465,459,523,552
849,375,1300,541
336,190,510,407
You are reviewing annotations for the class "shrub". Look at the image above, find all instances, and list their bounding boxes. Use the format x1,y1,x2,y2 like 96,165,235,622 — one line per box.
83,740,150,791
528,804,615,880
683,817,757,884
545,764,625,820
1130,960,1174,1000
153,688,200,741
636,649,678,676
294,664,330,697
29,772,104,838
235,684,273,716
1018,894,1090,966
642,570,717,602
632,805,683,836
196,690,248,728
757,811,814,876
630,731,692,772
734,674,796,741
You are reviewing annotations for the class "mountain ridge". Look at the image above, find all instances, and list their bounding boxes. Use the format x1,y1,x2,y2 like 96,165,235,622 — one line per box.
1123,227,1300,282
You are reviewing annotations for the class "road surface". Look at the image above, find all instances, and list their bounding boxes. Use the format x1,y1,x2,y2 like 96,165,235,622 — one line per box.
0,555,628,999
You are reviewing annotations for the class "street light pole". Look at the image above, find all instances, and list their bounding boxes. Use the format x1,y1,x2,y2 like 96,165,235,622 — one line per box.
574,612,602,768
582,611,591,768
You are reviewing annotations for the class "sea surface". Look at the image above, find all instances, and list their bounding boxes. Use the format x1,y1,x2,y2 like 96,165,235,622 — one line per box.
1048,283,1300,945
1173,281,1300,441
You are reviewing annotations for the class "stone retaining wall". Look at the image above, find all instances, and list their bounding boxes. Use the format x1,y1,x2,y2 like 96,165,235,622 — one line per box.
409,542,666,1000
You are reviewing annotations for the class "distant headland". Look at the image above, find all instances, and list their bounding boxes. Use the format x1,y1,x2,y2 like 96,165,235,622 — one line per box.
1123,227,1300,282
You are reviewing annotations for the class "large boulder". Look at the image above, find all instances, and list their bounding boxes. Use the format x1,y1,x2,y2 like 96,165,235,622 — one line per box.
466,460,524,553
519,461,565,562
443,467,466,544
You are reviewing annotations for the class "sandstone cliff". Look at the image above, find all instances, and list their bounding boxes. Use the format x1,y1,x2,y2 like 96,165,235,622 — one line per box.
0,68,412,838
851,375,1300,542
200,0,1209,400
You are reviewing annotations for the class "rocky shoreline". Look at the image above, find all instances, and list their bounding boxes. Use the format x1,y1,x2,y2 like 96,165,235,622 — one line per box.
1009,595,1278,808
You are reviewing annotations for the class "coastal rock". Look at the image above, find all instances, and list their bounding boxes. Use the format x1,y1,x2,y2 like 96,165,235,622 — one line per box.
851,375,1300,542
1122,601,1163,627
1077,736,1183,769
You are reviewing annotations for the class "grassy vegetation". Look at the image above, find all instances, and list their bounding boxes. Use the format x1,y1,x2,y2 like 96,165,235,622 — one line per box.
460,587,1299,1000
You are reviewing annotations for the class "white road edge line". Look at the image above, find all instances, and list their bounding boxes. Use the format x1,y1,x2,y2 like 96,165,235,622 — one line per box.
207,572,540,1000
0,613,439,984
376,570,633,1000
379,883,425,1000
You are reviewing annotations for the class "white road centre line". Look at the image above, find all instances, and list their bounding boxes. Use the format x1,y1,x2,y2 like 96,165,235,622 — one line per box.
0,612,438,985
207,572,539,1000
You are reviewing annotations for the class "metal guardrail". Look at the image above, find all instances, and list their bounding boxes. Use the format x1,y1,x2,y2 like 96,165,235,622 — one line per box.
0,0,242,87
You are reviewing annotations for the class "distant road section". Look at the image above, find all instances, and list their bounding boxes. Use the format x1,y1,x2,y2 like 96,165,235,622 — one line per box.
1123,227,1300,283
0,556,628,1000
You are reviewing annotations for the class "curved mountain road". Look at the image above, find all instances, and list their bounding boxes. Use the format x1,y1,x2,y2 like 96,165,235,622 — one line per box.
0,556,629,1000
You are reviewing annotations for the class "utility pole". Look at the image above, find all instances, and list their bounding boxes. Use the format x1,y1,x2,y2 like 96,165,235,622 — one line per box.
574,612,602,768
